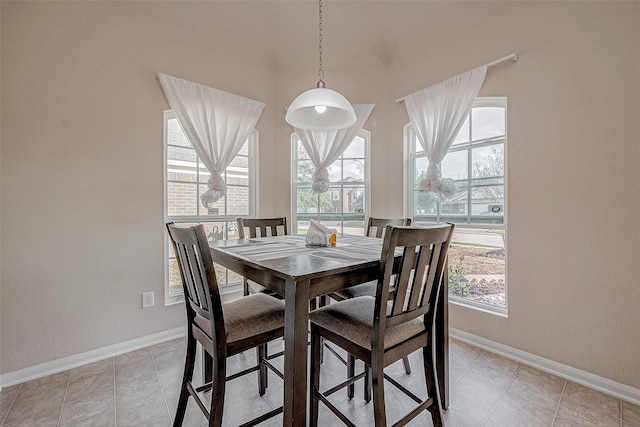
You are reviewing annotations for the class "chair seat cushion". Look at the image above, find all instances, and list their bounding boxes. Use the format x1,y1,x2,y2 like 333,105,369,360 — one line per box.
331,281,376,300
248,280,283,299
194,293,285,344
309,296,426,350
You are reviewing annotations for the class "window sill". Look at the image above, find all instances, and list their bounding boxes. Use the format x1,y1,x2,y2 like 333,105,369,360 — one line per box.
449,297,508,318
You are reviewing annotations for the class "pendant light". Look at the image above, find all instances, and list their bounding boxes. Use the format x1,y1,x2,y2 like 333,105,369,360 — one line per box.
285,0,356,131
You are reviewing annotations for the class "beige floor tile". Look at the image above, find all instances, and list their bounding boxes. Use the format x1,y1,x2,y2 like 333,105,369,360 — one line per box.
0,384,21,421
65,369,114,404
2,371,69,426
485,392,555,427
622,400,640,425
69,358,113,383
451,360,516,411
443,391,493,426
557,394,621,427
115,377,168,426
562,381,620,419
2,406,61,427
552,416,580,426
505,366,564,414
59,388,114,427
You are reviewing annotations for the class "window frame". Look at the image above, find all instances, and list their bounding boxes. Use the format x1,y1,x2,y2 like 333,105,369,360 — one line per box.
163,110,258,305
404,97,508,315
291,130,371,235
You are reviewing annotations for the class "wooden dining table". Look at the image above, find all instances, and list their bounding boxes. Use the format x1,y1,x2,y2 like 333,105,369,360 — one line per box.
209,234,449,427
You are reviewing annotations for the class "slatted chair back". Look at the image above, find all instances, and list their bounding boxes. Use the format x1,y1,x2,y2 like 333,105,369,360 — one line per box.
374,224,454,334
237,217,288,238
166,223,225,355
366,217,412,238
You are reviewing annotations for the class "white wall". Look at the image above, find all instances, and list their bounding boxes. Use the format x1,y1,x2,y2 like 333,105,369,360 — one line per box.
1,1,639,391
0,1,275,374
389,2,640,388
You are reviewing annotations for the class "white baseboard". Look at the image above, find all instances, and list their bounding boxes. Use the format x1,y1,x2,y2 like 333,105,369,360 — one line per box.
0,326,187,388
3,325,638,407
450,328,640,406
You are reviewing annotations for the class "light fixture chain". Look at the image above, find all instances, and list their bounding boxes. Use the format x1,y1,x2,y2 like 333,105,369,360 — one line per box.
317,0,325,86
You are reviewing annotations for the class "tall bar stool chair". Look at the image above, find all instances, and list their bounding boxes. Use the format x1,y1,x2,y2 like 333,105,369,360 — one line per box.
167,223,285,427
325,217,413,400
236,217,288,297
309,223,454,427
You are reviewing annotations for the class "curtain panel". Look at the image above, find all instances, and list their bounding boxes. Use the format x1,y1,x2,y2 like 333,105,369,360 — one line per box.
404,66,487,200
295,104,375,193
158,73,265,208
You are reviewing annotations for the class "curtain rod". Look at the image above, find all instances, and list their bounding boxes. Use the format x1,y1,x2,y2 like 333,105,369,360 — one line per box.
396,53,518,103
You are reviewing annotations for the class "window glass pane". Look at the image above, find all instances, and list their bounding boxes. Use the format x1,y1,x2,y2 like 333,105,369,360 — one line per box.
453,116,470,145
320,190,339,213
414,156,428,187
442,150,468,180
471,186,504,216
297,187,318,214
472,145,504,179
327,162,342,182
297,141,310,160
407,99,507,311
167,169,197,183
198,165,210,184
342,187,364,214
441,188,468,216
167,118,191,147
168,258,182,297
413,134,422,154
228,155,249,169
343,137,365,158
447,227,505,308
342,159,365,181
167,146,197,162
225,186,249,216
236,142,248,156
414,191,437,215
293,133,368,235
297,160,314,183
167,183,198,216
472,107,505,141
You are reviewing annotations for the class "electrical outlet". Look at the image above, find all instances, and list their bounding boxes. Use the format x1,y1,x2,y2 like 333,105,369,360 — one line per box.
142,292,154,308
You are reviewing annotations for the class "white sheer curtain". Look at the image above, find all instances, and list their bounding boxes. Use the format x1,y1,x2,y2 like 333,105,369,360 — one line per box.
158,73,265,208
404,66,487,199
294,104,374,193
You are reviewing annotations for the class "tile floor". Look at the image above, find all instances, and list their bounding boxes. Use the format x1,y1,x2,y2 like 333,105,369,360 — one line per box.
0,337,638,426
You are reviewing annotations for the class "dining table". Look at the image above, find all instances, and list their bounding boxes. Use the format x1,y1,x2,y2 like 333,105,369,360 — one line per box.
209,234,449,427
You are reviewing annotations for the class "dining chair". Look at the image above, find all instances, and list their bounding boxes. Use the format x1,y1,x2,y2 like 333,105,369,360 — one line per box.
236,217,288,297
166,223,285,427
325,217,413,401
309,223,454,427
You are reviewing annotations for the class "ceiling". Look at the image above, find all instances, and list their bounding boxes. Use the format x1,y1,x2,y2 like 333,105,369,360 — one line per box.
124,1,510,70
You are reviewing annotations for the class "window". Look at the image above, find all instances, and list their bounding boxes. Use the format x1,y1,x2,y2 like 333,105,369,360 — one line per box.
405,98,507,313
292,131,370,235
164,111,257,303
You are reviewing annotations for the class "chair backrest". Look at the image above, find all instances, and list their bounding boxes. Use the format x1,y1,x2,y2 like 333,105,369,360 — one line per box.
366,217,412,238
166,223,225,348
374,224,454,334
237,217,288,238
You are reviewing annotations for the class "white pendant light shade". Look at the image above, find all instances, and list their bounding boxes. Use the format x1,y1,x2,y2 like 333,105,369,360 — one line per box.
286,87,356,131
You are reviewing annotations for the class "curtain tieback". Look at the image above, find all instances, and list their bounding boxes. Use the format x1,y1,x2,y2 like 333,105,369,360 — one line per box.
418,163,456,199
312,167,330,193
200,171,227,207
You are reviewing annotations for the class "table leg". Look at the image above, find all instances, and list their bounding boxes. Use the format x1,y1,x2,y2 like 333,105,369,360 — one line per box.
283,278,310,427
436,260,449,409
